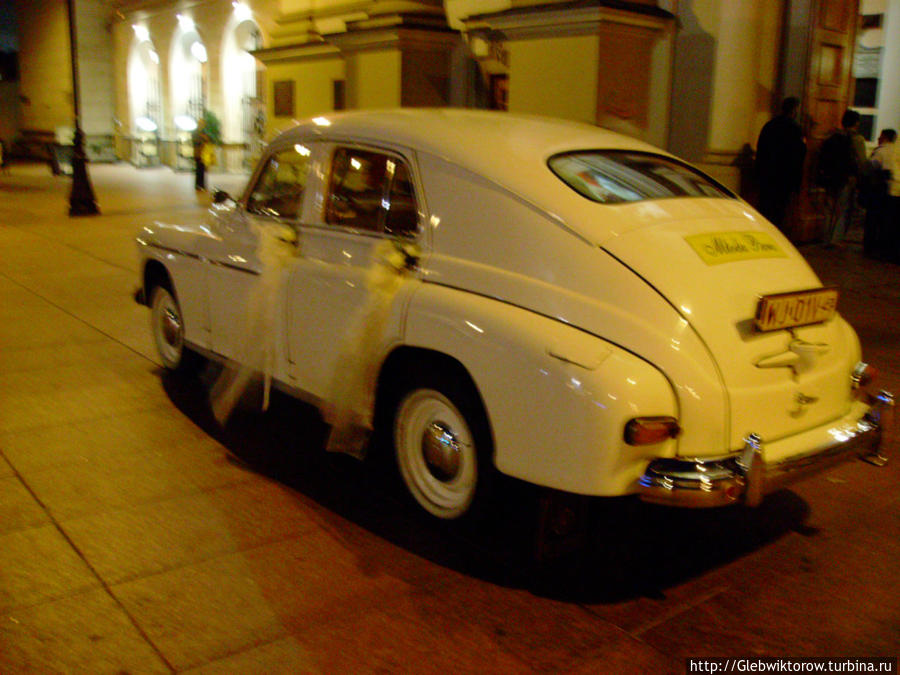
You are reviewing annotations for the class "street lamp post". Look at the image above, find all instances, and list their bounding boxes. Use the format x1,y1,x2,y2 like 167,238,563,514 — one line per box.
66,0,99,216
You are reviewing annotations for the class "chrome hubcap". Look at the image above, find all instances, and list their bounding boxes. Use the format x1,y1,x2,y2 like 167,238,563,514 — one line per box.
421,421,461,481
161,308,181,347
395,388,477,519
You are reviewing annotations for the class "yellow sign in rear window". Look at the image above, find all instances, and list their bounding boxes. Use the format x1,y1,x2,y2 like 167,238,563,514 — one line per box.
685,232,788,265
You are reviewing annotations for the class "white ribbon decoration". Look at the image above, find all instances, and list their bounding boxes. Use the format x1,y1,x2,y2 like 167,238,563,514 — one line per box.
210,221,298,424
324,239,420,456
209,228,418,460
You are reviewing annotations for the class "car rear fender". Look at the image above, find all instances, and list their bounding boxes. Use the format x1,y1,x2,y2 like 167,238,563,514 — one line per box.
402,282,679,496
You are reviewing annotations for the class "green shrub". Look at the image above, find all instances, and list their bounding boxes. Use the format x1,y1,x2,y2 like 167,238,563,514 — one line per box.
203,109,222,145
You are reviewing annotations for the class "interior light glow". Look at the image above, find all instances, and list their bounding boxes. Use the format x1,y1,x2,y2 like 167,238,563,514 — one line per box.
190,41,208,63
148,49,159,64
312,116,332,127
350,158,362,171
232,2,252,21
177,14,195,31
174,115,198,131
294,144,311,156
132,25,150,42
135,116,158,132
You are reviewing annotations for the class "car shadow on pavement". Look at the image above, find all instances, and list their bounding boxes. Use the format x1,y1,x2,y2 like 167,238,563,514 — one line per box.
161,366,812,604
531,490,811,603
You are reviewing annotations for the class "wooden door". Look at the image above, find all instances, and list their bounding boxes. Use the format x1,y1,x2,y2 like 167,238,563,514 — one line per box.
792,0,859,242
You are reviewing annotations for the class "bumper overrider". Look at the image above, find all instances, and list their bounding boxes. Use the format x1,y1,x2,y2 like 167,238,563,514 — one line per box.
638,391,894,508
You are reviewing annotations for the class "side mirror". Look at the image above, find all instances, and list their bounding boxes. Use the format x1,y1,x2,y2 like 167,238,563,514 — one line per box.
212,189,231,205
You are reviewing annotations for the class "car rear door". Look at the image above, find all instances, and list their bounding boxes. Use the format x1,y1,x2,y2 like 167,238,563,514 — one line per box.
285,142,423,402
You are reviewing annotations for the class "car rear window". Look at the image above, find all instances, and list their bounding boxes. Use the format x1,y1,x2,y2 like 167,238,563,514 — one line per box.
548,151,733,204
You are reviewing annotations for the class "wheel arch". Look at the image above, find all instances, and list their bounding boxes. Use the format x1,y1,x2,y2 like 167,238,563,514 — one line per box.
143,259,175,303
373,346,495,456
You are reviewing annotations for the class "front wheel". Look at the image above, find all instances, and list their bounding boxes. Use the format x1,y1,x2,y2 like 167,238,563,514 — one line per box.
392,378,492,520
150,284,201,374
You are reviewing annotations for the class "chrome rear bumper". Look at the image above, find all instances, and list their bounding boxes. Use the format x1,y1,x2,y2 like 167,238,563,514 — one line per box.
638,391,894,508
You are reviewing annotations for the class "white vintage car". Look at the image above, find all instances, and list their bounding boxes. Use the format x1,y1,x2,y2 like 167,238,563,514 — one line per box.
136,109,892,521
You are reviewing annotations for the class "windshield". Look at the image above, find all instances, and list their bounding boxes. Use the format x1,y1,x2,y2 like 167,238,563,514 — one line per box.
549,151,734,204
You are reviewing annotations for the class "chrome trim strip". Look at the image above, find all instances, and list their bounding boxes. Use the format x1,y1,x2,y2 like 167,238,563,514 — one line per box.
146,242,259,276
146,242,203,262
208,259,259,276
637,395,892,508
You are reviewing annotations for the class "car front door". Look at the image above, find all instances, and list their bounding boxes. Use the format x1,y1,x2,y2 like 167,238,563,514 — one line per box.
285,143,424,404
203,142,311,372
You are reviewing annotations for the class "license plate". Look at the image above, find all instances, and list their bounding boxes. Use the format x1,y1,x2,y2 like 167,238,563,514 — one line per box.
755,287,839,332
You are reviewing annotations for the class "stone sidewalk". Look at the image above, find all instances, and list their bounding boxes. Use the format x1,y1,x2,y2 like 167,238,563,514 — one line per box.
0,162,898,673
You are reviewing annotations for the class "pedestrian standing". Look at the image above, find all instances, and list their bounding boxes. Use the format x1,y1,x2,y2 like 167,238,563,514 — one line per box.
865,129,899,261
755,97,806,233
817,109,866,246
192,119,210,192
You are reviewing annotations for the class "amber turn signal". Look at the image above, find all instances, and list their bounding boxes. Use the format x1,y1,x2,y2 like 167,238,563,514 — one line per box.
624,416,681,446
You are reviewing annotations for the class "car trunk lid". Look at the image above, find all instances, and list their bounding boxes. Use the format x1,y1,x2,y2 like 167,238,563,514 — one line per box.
600,199,857,453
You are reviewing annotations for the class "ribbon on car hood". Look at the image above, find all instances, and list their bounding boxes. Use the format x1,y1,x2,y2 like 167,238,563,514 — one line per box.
324,238,420,457
210,221,298,425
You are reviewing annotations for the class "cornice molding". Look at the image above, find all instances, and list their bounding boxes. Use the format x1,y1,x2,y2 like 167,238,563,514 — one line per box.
463,1,673,40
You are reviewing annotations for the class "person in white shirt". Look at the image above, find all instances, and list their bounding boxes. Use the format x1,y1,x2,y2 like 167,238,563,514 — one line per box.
864,129,899,261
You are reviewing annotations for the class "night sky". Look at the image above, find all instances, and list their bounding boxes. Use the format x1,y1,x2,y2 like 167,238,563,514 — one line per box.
0,0,17,51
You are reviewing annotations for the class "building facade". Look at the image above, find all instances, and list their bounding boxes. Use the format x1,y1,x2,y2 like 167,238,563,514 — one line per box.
14,0,897,238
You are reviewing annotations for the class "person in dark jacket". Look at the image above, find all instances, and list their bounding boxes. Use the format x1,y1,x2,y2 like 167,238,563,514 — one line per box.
755,97,807,233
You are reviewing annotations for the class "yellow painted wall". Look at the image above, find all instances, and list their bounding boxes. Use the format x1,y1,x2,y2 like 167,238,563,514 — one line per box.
647,26,675,149
15,0,72,131
708,0,783,153
348,50,402,109
265,57,346,136
277,0,442,14
507,35,599,124
112,21,131,158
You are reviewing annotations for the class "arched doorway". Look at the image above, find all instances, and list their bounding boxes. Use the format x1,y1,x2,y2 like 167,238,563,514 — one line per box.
222,4,263,171
127,27,161,166
169,15,208,169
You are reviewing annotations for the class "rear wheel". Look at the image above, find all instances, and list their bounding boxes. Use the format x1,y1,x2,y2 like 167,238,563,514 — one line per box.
150,284,201,374
392,374,492,520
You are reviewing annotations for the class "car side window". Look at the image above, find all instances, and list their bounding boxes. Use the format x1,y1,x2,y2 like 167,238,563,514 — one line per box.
246,145,311,219
384,161,418,237
326,147,419,236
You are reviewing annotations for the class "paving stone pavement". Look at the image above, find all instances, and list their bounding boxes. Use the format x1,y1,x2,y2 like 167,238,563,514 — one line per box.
0,162,898,674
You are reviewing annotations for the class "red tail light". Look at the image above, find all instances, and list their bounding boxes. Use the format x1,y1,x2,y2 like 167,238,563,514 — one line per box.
852,362,878,390
624,416,681,446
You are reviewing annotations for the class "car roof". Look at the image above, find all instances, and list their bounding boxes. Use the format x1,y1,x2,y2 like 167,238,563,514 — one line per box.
274,108,664,181
271,109,730,245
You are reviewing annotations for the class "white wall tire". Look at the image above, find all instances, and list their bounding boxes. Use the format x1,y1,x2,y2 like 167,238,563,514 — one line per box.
394,386,483,520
